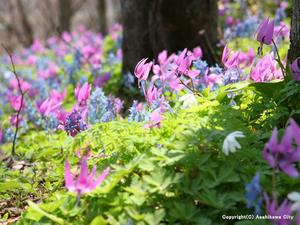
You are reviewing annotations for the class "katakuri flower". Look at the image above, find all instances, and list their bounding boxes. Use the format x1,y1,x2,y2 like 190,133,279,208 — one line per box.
222,131,245,155
257,18,274,46
263,119,300,177
65,157,110,198
264,193,293,225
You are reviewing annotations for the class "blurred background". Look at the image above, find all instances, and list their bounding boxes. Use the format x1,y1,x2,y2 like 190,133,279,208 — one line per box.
0,0,121,51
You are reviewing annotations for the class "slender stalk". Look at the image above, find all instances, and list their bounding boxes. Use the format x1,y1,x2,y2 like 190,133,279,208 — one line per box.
177,73,203,97
272,39,286,79
2,44,26,157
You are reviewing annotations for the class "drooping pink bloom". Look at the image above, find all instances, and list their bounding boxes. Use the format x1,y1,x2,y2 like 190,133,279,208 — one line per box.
291,57,300,81
257,18,274,46
250,53,282,82
134,58,153,81
192,47,203,60
9,95,25,111
10,114,23,126
37,98,62,117
264,193,293,225
75,82,91,107
50,89,66,103
144,83,161,105
9,78,31,93
158,50,168,65
176,49,200,79
222,45,240,68
263,119,300,177
274,22,290,40
144,110,163,129
64,157,110,197
31,39,45,53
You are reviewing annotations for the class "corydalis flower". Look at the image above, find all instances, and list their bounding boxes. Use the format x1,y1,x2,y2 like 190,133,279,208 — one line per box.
222,131,245,155
62,110,88,137
65,157,110,198
245,172,263,215
264,193,293,225
263,119,300,177
257,18,274,46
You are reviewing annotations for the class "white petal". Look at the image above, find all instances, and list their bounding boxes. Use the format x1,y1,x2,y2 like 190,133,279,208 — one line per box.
291,202,300,211
288,192,300,202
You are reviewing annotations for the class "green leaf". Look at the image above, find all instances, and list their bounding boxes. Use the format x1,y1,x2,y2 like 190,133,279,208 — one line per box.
27,201,65,225
89,216,108,225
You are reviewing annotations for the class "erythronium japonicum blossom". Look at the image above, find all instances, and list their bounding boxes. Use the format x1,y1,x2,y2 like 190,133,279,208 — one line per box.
264,193,293,225
64,157,110,199
263,119,300,177
257,18,274,46
291,57,300,81
75,82,91,107
134,58,153,81
221,45,240,69
222,131,245,155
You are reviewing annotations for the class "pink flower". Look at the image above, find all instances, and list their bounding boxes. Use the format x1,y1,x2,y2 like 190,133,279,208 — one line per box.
250,54,282,82
176,49,200,79
264,193,293,225
9,95,25,111
257,18,274,46
134,58,153,81
64,157,110,197
75,82,91,106
145,110,163,129
144,83,161,105
37,98,62,117
222,45,240,68
9,78,31,93
225,16,235,26
291,57,300,81
158,50,168,65
50,89,66,103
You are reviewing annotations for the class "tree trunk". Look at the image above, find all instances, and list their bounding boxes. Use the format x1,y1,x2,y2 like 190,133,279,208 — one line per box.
121,0,153,74
149,0,219,64
97,0,107,34
15,0,33,47
288,0,300,62
59,0,73,32
121,0,219,74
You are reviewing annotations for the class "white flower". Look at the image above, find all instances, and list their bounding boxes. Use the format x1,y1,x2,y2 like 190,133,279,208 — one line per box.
222,131,245,155
288,192,300,211
178,93,197,109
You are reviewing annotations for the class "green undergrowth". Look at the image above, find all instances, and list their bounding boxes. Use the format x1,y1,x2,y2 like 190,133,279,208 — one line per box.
2,82,300,224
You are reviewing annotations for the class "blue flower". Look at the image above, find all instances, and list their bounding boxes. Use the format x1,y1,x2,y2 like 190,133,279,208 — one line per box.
245,172,263,215
88,88,116,124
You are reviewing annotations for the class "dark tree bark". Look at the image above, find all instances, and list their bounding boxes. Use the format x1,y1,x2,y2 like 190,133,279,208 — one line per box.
288,0,300,62
59,0,73,32
15,0,33,47
121,0,219,74
97,0,107,34
121,0,154,74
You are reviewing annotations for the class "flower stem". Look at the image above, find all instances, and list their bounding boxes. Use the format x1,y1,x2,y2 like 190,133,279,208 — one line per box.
272,39,286,79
